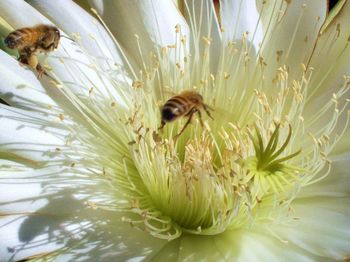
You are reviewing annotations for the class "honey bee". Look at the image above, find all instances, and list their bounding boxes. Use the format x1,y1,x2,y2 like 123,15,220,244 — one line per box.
159,90,214,138
4,24,61,77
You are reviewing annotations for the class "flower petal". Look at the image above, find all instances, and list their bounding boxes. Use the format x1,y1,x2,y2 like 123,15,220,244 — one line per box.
151,229,319,261
273,197,350,259
88,0,190,66
0,50,58,109
258,0,327,81
0,104,66,164
299,153,350,198
26,0,128,71
0,164,168,261
300,2,350,157
305,1,350,113
0,214,63,262
220,0,263,50
0,0,131,109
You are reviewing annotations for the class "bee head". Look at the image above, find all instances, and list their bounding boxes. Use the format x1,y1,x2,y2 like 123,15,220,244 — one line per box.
4,36,16,49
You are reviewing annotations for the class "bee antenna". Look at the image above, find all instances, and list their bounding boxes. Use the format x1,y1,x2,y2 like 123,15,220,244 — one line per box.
61,35,75,42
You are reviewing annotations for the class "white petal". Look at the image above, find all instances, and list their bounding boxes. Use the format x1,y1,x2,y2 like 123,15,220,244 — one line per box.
273,197,350,259
220,0,263,49
183,0,222,72
151,229,318,261
301,3,350,155
0,215,63,262
299,153,350,198
258,0,327,82
0,104,66,164
332,128,350,155
233,230,318,262
0,0,46,26
88,0,190,66
305,1,350,112
0,0,131,108
0,50,58,109
26,0,128,71
0,167,168,261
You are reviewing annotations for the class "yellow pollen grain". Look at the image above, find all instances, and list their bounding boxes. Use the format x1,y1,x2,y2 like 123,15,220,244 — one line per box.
202,36,212,46
132,80,144,88
58,113,64,121
300,63,307,72
175,24,181,33
336,23,341,37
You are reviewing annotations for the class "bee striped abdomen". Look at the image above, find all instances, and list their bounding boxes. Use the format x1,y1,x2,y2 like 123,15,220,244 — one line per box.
4,28,36,50
161,96,190,122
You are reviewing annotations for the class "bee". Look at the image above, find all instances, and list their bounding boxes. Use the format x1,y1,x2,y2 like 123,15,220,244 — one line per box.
159,90,214,138
4,24,61,78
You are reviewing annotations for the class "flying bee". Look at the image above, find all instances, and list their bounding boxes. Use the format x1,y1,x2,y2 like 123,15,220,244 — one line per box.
159,90,214,138
4,24,61,78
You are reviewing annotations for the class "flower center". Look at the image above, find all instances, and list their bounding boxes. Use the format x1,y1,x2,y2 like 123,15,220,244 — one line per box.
46,13,349,241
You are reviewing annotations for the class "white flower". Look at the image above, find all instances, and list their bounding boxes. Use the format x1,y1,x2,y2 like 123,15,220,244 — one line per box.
0,0,349,261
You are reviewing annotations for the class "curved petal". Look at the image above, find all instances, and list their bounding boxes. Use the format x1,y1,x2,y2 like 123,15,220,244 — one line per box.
220,0,263,50
0,0,46,25
0,163,168,261
305,0,350,113
0,104,67,164
0,50,58,110
332,128,350,155
0,214,63,262
273,197,350,260
88,0,190,66
26,0,129,72
300,2,350,155
0,0,131,111
298,153,350,198
151,229,319,261
258,0,327,82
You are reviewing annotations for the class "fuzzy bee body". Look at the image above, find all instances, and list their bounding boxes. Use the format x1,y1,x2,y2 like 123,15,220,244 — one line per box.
4,24,61,77
159,90,213,138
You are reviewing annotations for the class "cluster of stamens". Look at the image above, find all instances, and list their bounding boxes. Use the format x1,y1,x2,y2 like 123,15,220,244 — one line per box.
27,4,350,241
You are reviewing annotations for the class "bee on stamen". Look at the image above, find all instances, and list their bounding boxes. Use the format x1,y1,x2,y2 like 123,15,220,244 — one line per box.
159,90,214,139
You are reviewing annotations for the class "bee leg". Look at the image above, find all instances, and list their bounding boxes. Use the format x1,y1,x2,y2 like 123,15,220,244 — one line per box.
158,120,166,131
36,63,47,79
174,109,195,140
18,54,29,67
203,104,214,120
197,109,204,127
